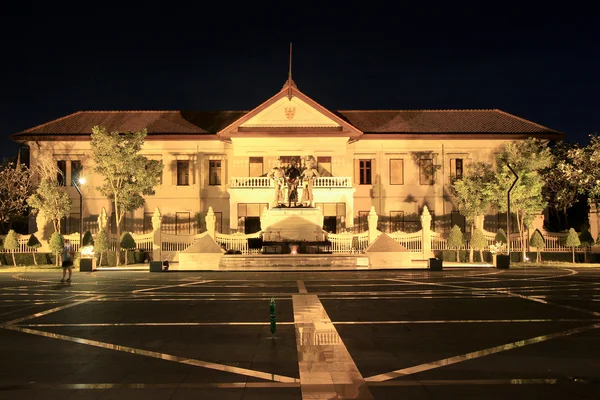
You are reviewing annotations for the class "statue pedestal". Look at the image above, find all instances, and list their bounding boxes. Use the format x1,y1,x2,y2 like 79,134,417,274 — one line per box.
261,207,325,242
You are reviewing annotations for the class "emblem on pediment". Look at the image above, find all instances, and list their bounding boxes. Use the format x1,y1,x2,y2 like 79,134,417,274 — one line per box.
285,106,296,120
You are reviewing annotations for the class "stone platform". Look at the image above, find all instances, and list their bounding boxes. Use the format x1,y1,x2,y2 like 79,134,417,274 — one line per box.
261,207,325,242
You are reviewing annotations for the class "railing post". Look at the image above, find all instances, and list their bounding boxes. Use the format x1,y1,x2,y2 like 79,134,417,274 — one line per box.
367,206,378,244
205,206,216,239
152,207,162,262
421,206,433,259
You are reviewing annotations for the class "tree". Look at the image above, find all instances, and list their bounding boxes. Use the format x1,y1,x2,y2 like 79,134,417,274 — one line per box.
82,231,94,247
543,141,581,230
27,152,71,233
27,233,42,266
562,134,600,237
0,157,33,233
49,232,64,266
578,226,595,263
529,229,545,263
447,225,464,262
493,138,553,261
4,229,19,266
450,161,496,261
95,230,109,267
564,228,581,263
470,228,487,263
120,232,136,265
495,228,508,245
90,126,163,266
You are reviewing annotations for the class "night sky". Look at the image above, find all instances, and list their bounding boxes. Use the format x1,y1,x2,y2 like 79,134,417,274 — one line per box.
1,8,598,162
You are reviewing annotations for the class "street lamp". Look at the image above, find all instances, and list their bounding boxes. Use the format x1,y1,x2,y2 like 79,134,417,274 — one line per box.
72,177,86,247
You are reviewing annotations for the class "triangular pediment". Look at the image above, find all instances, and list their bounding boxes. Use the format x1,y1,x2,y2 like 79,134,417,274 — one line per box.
217,82,362,139
241,96,340,128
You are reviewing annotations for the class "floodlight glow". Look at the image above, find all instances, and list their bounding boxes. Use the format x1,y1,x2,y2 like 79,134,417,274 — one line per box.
78,177,86,185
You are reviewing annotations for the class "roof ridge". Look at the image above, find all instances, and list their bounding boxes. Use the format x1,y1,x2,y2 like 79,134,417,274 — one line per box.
494,109,563,134
78,110,250,113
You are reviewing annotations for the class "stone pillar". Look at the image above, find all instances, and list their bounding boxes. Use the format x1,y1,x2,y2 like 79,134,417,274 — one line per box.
151,207,162,261
205,206,216,239
367,206,378,244
35,210,52,253
97,207,108,232
421,206,433,259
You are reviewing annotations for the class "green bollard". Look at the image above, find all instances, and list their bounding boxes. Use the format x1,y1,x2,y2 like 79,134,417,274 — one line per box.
269,297,276,334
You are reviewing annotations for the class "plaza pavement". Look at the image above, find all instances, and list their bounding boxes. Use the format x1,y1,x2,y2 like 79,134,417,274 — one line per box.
0,267,599,399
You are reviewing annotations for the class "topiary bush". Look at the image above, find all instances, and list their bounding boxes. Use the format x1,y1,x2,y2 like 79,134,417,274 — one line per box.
49,232,64,266
470,228,487,263
564,228,581,263
447,225,464,262
120,232,136,266
530,229,545,263
495,228,507,244
95,230,109,267
82,230,94,247
27,233,42,266
5,229,19,266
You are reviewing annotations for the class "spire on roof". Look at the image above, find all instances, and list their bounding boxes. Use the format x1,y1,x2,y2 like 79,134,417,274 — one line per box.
283,42,296,99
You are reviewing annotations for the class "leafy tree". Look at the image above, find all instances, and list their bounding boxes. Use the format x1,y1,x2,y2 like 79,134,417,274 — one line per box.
493,138,553,261
90,125,162,265
470,228,487,263
529,229,545,263
447,225,464,262
579,226,595,263
82,231,94,247
495,228,508,244
450,161,496,261
4,229,19,266
27,233,42,266
49,232,64,266
561,134,600,234
542,141,581,230
120,232,136,265
0,157,33,233
564,228,581,263
95,230,109,267
27,152,72,233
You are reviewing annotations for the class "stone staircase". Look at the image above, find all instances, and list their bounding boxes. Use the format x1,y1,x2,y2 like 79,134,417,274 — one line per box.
218,254,368,270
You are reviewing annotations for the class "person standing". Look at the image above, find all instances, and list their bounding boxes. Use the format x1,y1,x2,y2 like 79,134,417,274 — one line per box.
61,244,74,283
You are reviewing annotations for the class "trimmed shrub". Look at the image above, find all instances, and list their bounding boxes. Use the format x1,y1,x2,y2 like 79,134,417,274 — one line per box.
447,225,464,263
495,228,508,244
530,229,545,263
120,232,136,265
27,233,42,266
49,232,64,266
95,230,109,267
565,228,581,263
82,231,94,247
470,228,487,262
4,230,19,266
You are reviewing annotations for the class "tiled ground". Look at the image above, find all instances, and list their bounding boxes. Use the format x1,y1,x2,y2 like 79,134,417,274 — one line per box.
0,267,599,399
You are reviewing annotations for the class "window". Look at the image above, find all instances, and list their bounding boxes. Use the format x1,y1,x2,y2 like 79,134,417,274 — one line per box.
177,160,189,186
451,158,463,179
71,160,82,184
209,160,221,185
389,159,404,185
176,212,191,235
419,159,434,185
249,157,263,177
359,160,372,185
390,211,405,232
57,160,67,186
317,156,332,176
60,213,80,235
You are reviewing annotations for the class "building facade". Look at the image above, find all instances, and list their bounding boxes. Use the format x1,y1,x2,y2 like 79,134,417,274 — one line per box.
12,77,563,236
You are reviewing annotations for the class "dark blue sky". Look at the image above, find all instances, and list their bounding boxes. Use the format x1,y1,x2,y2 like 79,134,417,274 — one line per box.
1,7,598,161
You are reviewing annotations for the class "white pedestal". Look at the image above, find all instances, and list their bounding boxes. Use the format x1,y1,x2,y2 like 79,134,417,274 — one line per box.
261,207,325,242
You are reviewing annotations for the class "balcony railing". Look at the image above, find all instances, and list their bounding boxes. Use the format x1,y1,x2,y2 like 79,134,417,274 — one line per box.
230,176,353,188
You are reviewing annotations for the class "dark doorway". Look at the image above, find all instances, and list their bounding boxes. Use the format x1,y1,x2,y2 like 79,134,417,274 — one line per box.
244,217,261,234
323,216,337,233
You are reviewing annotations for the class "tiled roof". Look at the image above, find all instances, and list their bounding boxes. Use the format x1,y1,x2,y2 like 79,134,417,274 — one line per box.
12,109,561,138
335,109,559,134
14,111,247,136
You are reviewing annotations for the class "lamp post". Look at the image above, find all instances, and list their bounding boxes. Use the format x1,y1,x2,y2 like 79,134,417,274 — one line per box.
72,177,86,247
